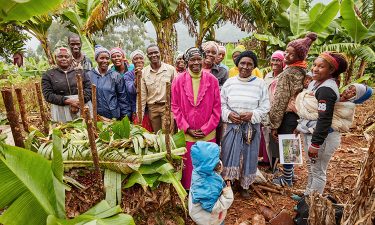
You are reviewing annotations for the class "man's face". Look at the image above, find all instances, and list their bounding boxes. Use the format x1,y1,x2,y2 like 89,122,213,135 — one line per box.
147,46,161,64
68,37,82,55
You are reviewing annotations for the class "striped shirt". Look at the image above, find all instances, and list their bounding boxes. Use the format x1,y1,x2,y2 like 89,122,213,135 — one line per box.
221,76,270,124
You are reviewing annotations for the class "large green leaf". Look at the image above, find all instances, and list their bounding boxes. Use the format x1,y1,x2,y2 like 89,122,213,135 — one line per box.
340,0,369,43
289,0,310,36
172,130,186,148
307,0,339,33
253,33,286,47
0,143,65,225
0,0,63,23
351,45,375,62
47,200,135,225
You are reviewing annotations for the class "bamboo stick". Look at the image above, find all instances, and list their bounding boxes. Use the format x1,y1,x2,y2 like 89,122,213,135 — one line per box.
14,87,29,133
165,82,171,159
91,84,97,131
83,106,102,184
76,74,85,118
1,88,24,147
135,67,142,124
35,82,49,134
251,184,275,211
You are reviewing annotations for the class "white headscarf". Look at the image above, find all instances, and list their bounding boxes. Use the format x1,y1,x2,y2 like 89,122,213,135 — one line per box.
130,50,145,61
351,83,367,101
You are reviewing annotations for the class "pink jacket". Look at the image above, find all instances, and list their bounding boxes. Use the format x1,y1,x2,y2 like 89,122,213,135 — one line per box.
171,71,221,135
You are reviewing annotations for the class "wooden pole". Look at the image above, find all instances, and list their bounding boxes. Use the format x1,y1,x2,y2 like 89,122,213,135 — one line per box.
1,88,24,147
165,82,171,159
83,106,102,184
35,82,49,134
251,184,275,211
91,84,97,131
14,87,29,133
136,68,143,124
76,74,85,118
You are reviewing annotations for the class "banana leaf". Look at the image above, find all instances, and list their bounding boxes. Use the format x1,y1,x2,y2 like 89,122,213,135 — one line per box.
340,0,369,43
47,200,135,225
172,130,186,148
0,142,65,225
104,169,122,207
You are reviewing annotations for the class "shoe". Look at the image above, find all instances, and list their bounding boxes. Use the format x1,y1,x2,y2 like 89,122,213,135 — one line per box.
291,194,302,201
272,176,292,187
240,189,251,199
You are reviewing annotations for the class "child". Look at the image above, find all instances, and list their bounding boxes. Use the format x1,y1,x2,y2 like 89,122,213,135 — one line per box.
340,83,373,103
188,141,234,225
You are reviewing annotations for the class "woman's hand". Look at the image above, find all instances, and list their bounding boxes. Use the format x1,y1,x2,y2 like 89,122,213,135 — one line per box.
240,112,253,122
194,129,205,138
308,145,319,160
186,128,197,137
229,112,242,124
64,98,80,108
271,129,278,142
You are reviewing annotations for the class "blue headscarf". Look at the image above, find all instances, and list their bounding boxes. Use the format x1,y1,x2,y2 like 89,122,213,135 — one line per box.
190,141,225,212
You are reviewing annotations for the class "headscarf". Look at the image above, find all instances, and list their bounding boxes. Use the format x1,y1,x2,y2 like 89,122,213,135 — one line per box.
183,47,204,62
271,50,285,68
130,50,145,61
218,45,226,54
287,32,317,60
235,50,258,68
174,51,184,64
54,47,72,58
202,41,219,54
318,51,348,78
232,45,246,56
110,47,125,57
94,45,110,60
350,84,373,104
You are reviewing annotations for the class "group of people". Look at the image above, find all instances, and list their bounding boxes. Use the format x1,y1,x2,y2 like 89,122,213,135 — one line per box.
41,32,373,225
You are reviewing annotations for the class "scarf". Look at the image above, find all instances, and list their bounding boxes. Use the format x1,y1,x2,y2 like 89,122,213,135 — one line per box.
288,61,308,69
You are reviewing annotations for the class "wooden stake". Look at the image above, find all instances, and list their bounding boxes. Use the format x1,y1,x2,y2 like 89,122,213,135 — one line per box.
135,68,143,124
251,184,275,211
256,184,283,194
83,106,102,184
14,87,29,133
76,74,85,118
91,84,97,131
1,88,24,147
165,82,172,160
35,82,49,134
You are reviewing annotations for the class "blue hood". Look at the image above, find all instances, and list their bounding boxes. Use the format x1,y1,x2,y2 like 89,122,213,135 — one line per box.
190,141,224,212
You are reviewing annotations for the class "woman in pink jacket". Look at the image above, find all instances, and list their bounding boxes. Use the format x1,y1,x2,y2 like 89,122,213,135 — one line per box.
172,47,221,189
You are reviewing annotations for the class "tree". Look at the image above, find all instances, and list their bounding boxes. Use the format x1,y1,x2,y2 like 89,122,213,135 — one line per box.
123,0,182,64
0,24,30,63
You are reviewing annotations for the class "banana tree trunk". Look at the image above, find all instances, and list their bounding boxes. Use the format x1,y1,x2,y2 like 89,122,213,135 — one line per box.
40,36,55,65
356,59,367,79
154,19,177,65
344,57,355,85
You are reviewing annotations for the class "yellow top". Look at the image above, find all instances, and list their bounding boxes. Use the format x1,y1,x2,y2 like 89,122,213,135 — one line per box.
228,66,263,79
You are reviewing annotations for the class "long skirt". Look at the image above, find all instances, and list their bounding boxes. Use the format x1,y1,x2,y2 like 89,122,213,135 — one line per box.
181,138,216,190
221,123,261,190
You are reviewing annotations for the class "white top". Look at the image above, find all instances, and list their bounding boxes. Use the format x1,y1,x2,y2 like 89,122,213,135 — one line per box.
220,76,270,124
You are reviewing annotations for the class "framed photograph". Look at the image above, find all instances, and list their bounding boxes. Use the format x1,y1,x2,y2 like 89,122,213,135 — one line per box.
278,134,303,165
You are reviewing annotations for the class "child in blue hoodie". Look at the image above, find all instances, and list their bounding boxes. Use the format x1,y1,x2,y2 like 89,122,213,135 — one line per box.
188,141,234,225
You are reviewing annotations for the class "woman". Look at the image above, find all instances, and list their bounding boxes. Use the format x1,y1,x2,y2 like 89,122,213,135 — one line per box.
220,51,270,198
175,52,186,73
300,52,348,195
269,33,317,186
228,45,263,79
42,47,91,123
88,45,131,120
260,50,285,168
110,47,129,76
201,41,228,87
171,47,221,189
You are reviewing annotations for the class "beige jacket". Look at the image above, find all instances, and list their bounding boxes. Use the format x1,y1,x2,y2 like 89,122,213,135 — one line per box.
188,186,234,225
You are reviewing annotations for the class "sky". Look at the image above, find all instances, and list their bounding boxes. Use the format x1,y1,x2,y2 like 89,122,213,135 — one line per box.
25,0,328,52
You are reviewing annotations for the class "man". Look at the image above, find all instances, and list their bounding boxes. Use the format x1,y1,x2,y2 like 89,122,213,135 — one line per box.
215,45,229,71
140,44,177,132
68,34,93,71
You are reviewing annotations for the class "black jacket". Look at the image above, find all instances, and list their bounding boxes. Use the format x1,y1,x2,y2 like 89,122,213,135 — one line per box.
41,68,91,106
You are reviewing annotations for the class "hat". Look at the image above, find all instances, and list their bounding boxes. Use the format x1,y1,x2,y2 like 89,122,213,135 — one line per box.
232,45,246,56
94,45,110,60
235,50,258,68
130,50,145,61
287,32,317,60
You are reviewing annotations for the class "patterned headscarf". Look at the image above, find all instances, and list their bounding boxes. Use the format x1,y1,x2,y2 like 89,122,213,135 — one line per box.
183,47,205,62
54,47,72,58
202,41,219,55
94,45,110,60
110,47,125,57
130,50,145,61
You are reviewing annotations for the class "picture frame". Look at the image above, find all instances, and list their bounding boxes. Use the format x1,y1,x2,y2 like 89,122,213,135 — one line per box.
278,134,303,165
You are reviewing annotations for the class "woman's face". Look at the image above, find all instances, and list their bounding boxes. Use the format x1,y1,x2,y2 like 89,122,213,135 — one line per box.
111,52,124,67
238,57,254,78
232,51,241,64
188,53,203,74
56,50,72,69
97,52,110,71
284,46,299,65
341,85,356,100
312,57,335,82
216,49,225,64
270,57,283,74
132,54,145,68
176,56,185,70
204,46,217,67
